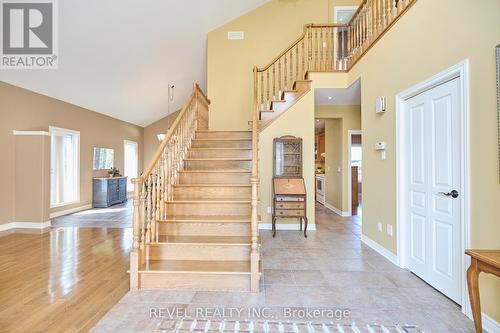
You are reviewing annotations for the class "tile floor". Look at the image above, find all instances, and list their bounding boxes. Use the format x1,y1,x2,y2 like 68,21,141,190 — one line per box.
90,204,474,333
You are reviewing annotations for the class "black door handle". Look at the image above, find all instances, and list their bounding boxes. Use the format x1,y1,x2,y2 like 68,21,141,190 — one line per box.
438,190,459,198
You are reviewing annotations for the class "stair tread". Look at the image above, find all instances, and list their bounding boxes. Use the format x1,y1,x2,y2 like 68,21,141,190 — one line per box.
178,170,251,173
173,184,251,187
189,148,251,150
193,138,251,141
140,260,251,274
196,130,251,133
160,215,251,222
185,158,251,161
155,235,252,245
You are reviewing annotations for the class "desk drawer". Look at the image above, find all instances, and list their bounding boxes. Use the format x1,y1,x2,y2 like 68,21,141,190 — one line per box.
276,196,304,202
275,209,304,217
275,202,305,209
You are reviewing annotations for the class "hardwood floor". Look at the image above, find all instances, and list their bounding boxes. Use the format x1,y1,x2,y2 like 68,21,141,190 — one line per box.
0,227,132,333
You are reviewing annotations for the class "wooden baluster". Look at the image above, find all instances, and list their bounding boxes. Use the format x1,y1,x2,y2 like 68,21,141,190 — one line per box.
284,53,288,90
314,28,318,71
278,58,282,95
378,0,383,31
307,25,312,73
339,27,343,70
146,176,152,243
295,44,299,84
301,38,305,79
266,70,270,103
140,182,146,247
320,28,324,71
272,64,276,100
260,71,264,109
289,50,293,87
392,0,397,19
130,178,142,291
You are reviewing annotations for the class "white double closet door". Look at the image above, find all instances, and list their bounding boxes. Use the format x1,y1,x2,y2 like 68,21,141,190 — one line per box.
403,77,462,304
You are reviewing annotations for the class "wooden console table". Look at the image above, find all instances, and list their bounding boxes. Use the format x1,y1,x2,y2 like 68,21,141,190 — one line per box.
465,250,500,333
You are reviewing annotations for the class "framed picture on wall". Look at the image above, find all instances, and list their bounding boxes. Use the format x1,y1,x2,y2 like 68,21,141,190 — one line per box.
497,45,500,181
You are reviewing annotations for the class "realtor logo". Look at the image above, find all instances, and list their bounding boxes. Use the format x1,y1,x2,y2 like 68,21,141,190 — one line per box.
1,0,58,69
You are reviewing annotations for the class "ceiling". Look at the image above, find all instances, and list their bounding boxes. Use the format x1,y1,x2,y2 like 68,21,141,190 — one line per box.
0,0,269,127
314,80,361,106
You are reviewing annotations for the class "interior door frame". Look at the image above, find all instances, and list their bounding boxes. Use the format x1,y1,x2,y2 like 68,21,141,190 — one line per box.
123,139,139,194
395,60,471,315
347,130,363,216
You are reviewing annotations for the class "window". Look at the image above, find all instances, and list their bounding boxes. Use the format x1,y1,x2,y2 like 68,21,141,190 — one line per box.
50,127,80,207
124,140,138,191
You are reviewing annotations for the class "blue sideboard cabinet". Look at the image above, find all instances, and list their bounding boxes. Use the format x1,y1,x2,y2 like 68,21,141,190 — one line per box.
93,176,128,208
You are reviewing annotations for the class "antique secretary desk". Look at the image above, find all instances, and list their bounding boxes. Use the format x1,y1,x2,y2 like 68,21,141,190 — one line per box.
272,136,308,237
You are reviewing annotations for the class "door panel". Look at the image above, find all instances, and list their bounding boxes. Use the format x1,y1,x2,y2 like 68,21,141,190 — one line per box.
404,78,461,304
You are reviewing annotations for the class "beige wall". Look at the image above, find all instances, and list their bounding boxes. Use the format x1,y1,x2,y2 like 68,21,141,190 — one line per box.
344,0,500,320
207,0,361,130
13,135,50,223
259,91,315,227
324,118,343,209
143,111,180,167
316,105,361,211
0,82,144,224
207,0,500,321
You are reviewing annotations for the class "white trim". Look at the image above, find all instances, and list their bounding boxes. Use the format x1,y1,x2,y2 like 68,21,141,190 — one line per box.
395,60,471,314
361,234,398,265
333,6,358,23
259,223,316,231
123,139,139,190
12,130,50,136
482,313,500,333
347,130,362,217
323,202,350,217
49,204,92,219
49,126,81,208
0,221,51,231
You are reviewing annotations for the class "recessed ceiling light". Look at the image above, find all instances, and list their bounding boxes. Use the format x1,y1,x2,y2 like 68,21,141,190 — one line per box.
328,96,333,100
316,119,320,122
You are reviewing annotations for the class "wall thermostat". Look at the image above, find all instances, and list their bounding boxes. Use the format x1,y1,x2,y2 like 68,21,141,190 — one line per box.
376,96,386,113
374,141,386,150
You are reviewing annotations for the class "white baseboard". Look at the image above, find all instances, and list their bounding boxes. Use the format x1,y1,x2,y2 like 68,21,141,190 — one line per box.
482,312,500,333
259,223,316,231
49,204,92,219
0,220,51,231
324,202,350,217
361,234,398,265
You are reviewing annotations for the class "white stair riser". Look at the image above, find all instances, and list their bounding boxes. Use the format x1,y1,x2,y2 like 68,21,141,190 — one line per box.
148,243,250,261
139,272,251,291
173,186,251,200
184,160,251,171
158,222,251,236
178,172,251,184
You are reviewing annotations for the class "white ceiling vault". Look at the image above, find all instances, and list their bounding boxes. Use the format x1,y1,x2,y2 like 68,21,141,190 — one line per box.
0,0,270,127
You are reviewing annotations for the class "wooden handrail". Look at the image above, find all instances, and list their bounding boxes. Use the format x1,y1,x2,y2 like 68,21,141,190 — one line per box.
252,0,418,123
130,82,210,291
137,84,209,183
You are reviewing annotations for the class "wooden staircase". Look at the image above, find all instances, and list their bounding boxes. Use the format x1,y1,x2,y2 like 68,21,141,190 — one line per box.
130,85,261,292
136,130,260,291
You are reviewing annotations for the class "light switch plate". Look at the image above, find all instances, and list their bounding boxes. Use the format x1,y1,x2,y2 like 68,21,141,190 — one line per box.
267,207,272,214
377,222,383,232
387,224,393,236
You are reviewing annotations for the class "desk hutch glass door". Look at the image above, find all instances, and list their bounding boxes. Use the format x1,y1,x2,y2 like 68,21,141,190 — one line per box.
273,136,303,178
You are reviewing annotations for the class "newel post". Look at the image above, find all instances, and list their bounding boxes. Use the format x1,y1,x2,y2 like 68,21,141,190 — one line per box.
250,176,260,292
130,177,142,291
